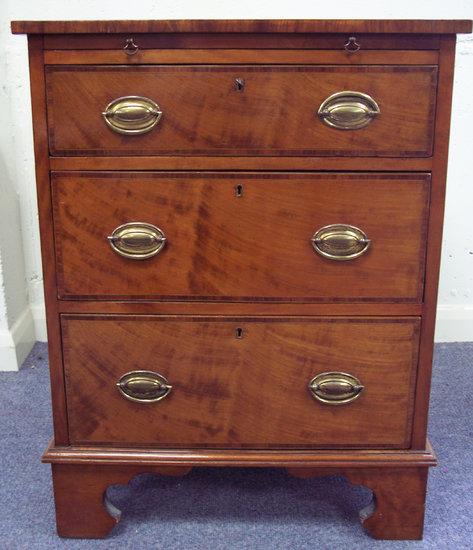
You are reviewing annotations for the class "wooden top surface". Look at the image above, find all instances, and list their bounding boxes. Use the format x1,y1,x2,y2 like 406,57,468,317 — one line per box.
11,19,472,35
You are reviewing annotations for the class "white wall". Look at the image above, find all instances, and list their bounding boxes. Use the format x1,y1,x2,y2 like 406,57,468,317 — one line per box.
0,1,35,371
436,28,473,341
0,1,472,371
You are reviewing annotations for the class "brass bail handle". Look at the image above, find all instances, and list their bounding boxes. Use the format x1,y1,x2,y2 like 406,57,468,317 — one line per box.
124,37,139,55
309,372,364,405
107,222,166,260
311,224,371,261
117,371,173,403
317,91,380,130
344,36,360,52
102,96,163,135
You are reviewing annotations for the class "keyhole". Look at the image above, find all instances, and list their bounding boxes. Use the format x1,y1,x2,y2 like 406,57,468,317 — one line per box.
235,78,245,92
235,184,243,197
235,327,244,339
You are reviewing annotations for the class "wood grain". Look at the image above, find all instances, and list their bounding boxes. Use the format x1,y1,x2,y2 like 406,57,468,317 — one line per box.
27,36,69,445
56,301,423,316
45,65,438,157
48,156,433,172
11,19,473,35
289,466,429,540
61,315,420,448
51,172,430,302
43,49,438,65
15,18,467,541
51,463,191,538
411,35,457,448
43,438,437,467
42,32,441,51
49,462,430,538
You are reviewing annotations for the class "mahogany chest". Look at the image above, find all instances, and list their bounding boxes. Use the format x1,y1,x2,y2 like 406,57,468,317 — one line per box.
11,18,472,540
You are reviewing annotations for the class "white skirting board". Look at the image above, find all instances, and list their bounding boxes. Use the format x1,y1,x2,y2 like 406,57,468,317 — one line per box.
0,306,36,371
30,302,47,342
435,305,473,343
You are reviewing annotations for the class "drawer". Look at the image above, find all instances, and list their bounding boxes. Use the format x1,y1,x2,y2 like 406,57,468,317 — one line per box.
45,65,437,157
52,172,430,302
62,315,420,448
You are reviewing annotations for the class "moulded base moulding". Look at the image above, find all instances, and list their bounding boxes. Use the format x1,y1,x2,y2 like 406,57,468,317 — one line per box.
43,440,436,540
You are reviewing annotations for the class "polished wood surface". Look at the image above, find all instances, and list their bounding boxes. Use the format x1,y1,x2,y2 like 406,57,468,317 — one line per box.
289,466,429,539
49,459,431,538
412,35,457,448
49,155,433,171
42,33,442,51
50,463,429,538
62,316,419,447
51,463,191,538
27,36,69,445
43,49,438,65
45,65,437,157
56,301,423,316
12,19,473,34
52,172,430,301
43,439,437,467
16,18,468,540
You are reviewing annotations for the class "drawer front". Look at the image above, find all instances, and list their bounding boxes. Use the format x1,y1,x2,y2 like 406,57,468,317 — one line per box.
45,65,437,156
62,316,420,448
52,172,430,302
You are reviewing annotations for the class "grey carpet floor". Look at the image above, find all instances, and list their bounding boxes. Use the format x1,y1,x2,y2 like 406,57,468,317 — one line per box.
0,342,472,549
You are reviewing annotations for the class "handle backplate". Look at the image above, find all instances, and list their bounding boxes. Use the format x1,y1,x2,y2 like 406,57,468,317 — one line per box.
309,372,364,405
318,91,380,130
117,370,172,403
102,96,162,135
108,222,166,260
311,224,370,261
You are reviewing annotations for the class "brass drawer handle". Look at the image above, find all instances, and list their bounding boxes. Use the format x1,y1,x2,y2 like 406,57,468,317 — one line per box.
309,372,364,405
123,37,139,55
102,96,162,135
108,222,166,260
344,36,360,52
311,224,371,261
117,371,172,403
317,91,380,130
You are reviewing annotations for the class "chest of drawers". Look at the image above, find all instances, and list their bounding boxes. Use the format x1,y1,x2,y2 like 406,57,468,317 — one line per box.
12,18,471,540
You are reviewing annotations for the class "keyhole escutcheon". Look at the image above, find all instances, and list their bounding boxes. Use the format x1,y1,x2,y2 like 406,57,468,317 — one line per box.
235,78,245,92
235,327,244,339
235,184,244,198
